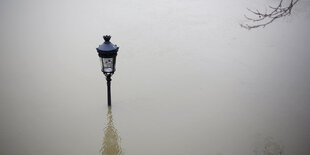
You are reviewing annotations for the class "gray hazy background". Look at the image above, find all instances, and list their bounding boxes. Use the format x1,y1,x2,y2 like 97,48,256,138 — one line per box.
1,0,310,154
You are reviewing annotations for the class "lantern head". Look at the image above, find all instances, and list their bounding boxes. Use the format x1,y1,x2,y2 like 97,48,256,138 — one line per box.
96,35,119,75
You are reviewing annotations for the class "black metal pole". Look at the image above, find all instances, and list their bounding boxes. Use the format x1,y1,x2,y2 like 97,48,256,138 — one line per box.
106,74,112,106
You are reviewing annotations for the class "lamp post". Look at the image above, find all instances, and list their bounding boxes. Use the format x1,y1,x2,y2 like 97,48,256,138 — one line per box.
96,35,119,106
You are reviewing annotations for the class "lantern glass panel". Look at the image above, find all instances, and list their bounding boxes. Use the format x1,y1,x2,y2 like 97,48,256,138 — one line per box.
101,57,114,73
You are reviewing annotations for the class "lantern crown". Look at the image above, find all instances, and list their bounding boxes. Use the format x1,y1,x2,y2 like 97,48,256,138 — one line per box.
97,35,119,58
103,35,111,43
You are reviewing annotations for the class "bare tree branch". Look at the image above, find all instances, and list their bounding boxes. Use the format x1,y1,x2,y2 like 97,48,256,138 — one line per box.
241,0,299,30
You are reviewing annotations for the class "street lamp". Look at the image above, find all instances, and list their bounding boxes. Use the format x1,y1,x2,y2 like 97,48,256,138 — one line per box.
96,35,119,106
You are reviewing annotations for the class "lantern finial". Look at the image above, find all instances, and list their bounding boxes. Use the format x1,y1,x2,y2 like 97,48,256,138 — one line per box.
103,35,111,42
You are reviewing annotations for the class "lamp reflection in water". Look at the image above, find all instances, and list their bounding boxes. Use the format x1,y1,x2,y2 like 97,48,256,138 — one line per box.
100,107,123,155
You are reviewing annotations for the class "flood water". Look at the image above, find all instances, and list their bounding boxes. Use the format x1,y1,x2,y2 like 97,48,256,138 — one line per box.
1,0,310,154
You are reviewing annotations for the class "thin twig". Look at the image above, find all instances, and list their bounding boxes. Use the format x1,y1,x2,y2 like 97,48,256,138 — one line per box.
241,0,299,30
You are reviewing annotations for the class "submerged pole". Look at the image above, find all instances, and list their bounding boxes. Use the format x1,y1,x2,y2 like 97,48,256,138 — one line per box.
106,74,112,106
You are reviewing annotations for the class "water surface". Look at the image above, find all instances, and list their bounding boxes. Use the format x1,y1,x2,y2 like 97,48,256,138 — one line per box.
1,0,310,154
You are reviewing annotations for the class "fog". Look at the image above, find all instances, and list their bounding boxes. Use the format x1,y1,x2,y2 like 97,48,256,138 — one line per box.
1,0,310,154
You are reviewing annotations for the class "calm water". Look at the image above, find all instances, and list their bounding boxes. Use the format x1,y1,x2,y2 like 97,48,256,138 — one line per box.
1,0,310,154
